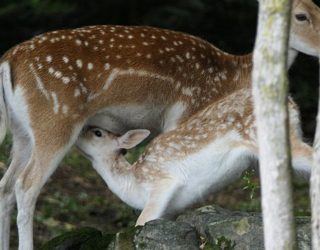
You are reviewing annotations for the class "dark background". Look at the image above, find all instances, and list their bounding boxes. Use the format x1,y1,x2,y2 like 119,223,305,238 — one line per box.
0,0,318,247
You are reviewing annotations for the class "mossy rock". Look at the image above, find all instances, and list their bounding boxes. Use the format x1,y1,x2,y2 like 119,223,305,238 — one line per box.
134,219,199,250
40,206,311,250
107,227,138,250
178,205,311,250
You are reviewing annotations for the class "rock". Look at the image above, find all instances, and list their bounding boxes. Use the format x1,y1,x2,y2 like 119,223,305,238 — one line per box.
296,218,312,250
133,219,200,250
107,227,137,250
178,205,311,250
104,220,200,250
205,216,263,250
40,205,311,249
177,205,245,236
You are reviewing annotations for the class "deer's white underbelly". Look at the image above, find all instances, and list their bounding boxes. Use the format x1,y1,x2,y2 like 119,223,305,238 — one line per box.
86,101,187,135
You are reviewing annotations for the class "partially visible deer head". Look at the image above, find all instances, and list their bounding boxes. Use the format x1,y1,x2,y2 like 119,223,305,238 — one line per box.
290,0,320,56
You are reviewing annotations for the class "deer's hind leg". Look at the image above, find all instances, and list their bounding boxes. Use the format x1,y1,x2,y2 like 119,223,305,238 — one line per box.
0,132,32,250
14,122,83,250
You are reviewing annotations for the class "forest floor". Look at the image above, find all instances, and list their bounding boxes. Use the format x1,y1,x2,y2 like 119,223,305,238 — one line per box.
0,140,310,249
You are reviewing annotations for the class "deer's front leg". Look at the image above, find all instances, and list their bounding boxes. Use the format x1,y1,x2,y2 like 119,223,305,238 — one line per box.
136,178,182,226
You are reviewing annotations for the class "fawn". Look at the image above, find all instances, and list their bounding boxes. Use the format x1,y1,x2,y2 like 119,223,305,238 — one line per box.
77,87,312,226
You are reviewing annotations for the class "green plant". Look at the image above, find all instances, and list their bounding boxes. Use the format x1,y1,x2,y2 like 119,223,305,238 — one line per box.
212,236,236,250
241,169,259,200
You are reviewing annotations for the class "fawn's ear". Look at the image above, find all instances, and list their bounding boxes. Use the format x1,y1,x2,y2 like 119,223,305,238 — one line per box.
117,129,150,149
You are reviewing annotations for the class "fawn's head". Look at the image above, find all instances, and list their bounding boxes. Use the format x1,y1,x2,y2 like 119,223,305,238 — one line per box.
77,127,150,161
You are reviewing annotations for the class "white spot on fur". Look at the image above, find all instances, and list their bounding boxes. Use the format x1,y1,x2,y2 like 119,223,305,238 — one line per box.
51,92,59,114
62,105,69,114
29,64,49,100
103,69,119,90
54,71,62,79
46,56,52,63
182,87,193,96
104,63,110,70
75,39,82,45
74,89,81,97
88,63,93,70
62,77,70,84
76,59,83,68
62,56,69,63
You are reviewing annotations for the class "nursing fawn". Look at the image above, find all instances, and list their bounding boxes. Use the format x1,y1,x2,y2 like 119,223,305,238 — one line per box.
77,88,312,226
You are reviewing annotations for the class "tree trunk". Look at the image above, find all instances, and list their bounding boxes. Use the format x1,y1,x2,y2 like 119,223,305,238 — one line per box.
252,0,296,249
311,65,320,249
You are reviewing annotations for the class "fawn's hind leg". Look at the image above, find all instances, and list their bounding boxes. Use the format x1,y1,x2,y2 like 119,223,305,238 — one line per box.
290,136,313,180
136,178,182,226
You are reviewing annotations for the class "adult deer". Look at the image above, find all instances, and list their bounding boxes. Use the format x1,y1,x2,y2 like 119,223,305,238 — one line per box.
0,0,319,249
77,88,312,226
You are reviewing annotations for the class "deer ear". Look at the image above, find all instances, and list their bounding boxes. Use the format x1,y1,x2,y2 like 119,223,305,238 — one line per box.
117,129,150,149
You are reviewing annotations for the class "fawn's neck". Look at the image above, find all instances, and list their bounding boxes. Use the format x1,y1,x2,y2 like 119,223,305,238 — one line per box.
94,155,146,209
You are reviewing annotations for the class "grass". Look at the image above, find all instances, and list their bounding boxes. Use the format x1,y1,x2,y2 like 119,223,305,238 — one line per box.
0,137,310,249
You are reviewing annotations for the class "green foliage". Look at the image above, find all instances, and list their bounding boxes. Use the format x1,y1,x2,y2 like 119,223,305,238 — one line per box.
125,138,151,164
0,135,11,165
241,169,259,200
212,236,236,250
30,0,75,15
200,236,216,250
203,242,215,250
107,227,137,250
39,226,139,249
39,227,114,250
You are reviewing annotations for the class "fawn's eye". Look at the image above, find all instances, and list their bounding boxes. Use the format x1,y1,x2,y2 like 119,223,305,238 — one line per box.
295,13,308,22
94,130,102,137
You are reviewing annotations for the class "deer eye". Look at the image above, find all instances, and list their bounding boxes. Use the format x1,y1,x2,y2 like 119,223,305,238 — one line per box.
295,13,308,22
93,130,102,137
